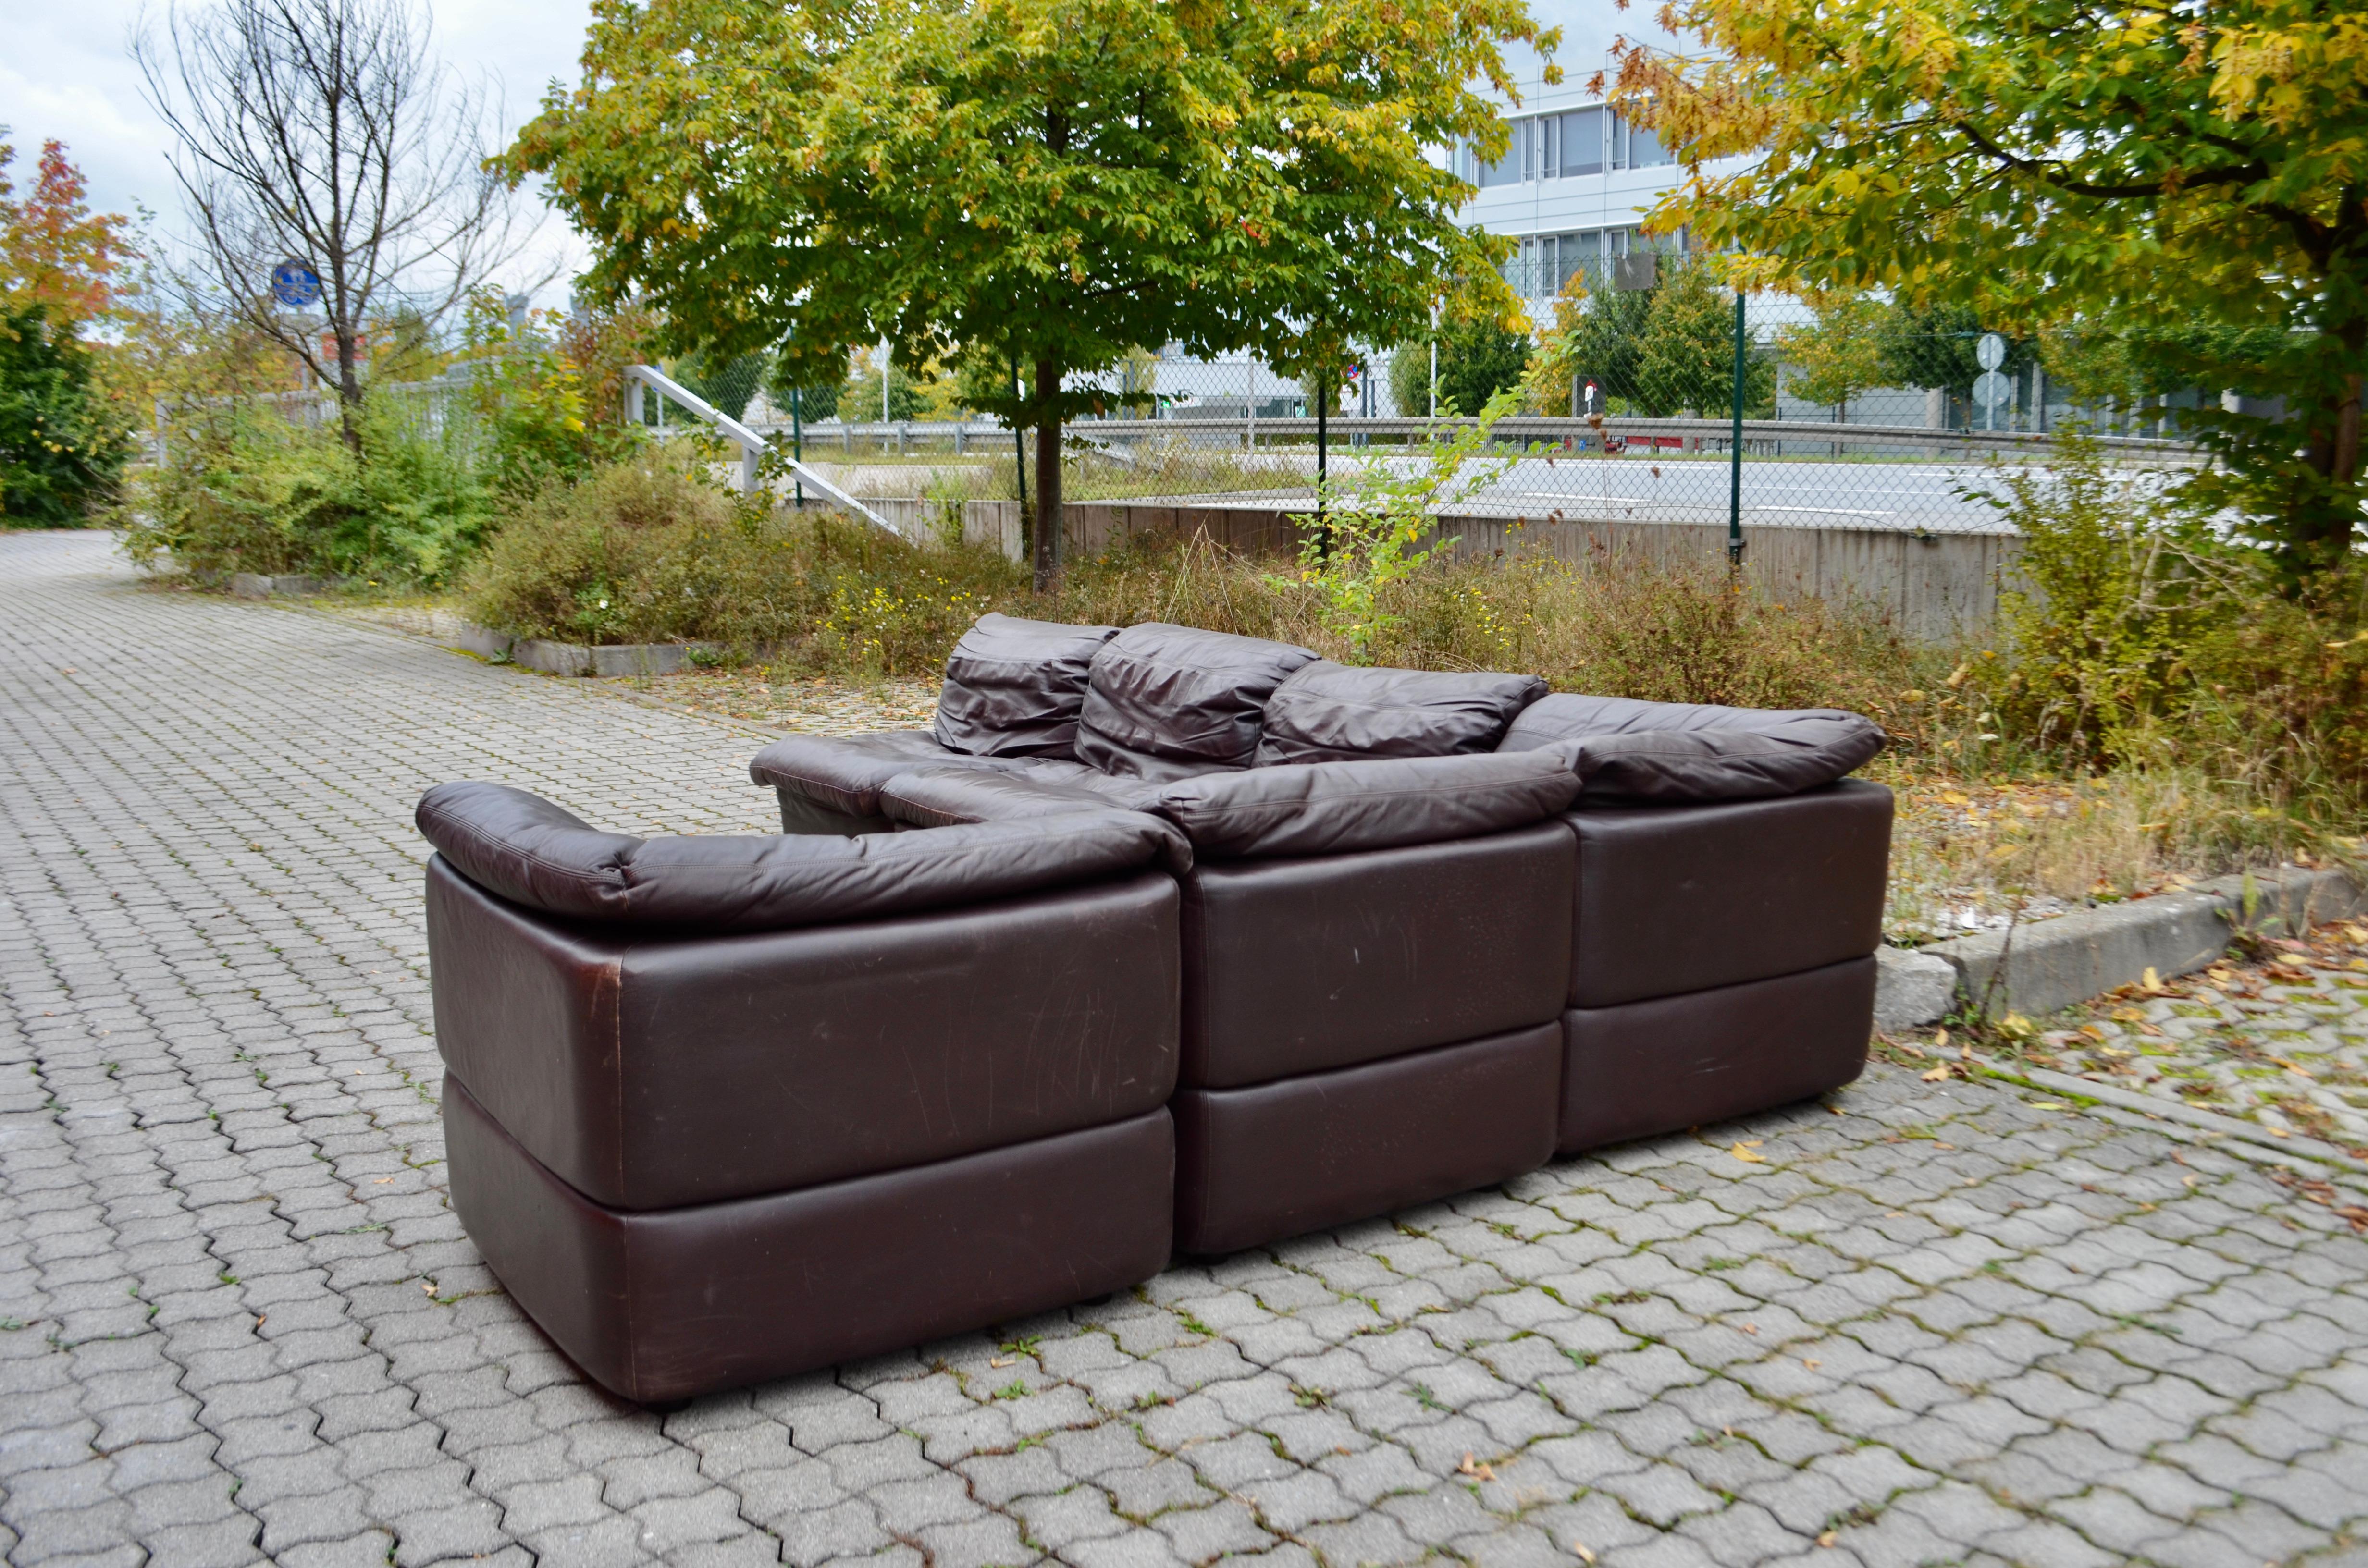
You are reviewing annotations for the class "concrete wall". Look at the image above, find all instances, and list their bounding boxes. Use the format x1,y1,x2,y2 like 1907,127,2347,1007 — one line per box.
842,497,2020,645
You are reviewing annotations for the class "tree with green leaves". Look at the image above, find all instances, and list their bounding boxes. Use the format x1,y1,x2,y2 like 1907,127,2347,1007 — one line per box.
504,0,1550,588
1633,258,1770,419
1619,0,2368,577
1774,293,1887,420
0,305,128,524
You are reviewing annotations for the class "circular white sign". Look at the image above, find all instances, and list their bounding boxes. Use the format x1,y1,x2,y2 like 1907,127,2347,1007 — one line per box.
1976,332,2006,372
1973,369,2012,408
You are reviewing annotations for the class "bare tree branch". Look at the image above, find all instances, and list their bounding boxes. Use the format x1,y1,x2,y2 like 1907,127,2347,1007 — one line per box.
133,0,545,452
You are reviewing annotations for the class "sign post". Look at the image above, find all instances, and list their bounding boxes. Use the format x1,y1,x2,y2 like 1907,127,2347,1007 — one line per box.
1727,290,1746,572
1974,333,2009,430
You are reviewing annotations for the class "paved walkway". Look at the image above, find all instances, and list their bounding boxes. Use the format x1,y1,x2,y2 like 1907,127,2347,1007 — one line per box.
4,530,2368,1568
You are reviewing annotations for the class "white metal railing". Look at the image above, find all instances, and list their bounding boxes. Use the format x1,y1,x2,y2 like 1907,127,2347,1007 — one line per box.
625,365,896,535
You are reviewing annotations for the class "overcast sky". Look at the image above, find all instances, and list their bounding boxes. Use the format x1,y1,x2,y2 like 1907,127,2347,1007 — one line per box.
0,0,1673,311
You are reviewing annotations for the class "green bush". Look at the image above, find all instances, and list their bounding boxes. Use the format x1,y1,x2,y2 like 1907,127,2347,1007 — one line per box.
122,400,491,586
1969,434,2368,825
1,304,129,526
461,453,1024,669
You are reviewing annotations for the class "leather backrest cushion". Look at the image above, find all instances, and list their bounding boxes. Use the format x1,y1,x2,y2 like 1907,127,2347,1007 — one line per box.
878,766,1192,872
1257,661,1547,766
933,612,1122,758
1149,750,1582,859
1075,622,1319,780
417,780,1174,931
1498,693,1885,802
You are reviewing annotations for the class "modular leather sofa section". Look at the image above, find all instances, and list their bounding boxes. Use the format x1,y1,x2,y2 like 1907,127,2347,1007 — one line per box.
1553,782,1892,1155
444,1077,1174,1405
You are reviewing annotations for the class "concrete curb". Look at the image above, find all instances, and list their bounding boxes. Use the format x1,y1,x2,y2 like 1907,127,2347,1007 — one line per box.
511,637,695,677
1874,865,2366,1028
326,605,708,677
230,573,333,599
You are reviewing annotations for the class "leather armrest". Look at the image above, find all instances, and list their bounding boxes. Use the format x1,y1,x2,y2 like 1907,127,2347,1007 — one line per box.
416,781,1177,931
1148,750,1582,858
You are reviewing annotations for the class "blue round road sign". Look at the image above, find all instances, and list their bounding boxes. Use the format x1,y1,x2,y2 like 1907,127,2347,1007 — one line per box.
271,258,322,308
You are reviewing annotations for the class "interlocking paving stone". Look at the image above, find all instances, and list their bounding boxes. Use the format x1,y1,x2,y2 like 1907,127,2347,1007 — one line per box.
6,530,2368,1566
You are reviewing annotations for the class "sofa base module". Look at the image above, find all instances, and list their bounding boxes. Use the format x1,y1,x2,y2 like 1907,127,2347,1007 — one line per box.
1557,956,1876,1156
1172,1022,1561,1256
445,1078,1174,1403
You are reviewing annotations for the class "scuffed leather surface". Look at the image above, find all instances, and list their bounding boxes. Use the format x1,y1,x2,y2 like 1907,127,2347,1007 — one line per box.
416,780,1174,933
878,766,1191,873
446,1078,1174,1403
1172,1024,1559,1255
1500,692,1885,802
428,857,1179,1209
1074,622,1318,780
1180,822,1573,1088
1149,751,1580,859
934,612,1122,758
1256,661,1546,766
1558,956,1875,1155
747,730,953,820
1565,780,1892,1007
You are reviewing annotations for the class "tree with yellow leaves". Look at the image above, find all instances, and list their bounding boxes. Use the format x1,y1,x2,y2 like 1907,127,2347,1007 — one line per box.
1610,0,2368,578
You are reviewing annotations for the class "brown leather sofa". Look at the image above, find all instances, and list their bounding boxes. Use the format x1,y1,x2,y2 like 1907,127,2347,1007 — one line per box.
421,613,1890,1401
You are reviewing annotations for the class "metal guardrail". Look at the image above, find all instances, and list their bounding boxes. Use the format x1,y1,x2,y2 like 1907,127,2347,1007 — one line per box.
744,412,2204,460
625,365,897,536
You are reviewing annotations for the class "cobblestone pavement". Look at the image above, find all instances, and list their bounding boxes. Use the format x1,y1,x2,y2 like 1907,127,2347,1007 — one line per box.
6,530,2368,1568
2031,932,2368,1150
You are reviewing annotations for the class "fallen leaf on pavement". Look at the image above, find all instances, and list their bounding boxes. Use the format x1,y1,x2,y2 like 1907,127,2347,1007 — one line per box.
1730,1141,1767,1164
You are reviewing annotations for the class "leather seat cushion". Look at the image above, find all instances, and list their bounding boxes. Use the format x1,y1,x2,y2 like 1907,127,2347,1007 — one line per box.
1180,821,1574,1087
934,613,1122,758
1558,956,1875,1155
446,1078,1174,1404
1565,780,1893,1007
428,857,1180,1209
1256,661,1545,765
1172,1023,1560,1255
1074,622,1318,780
1499,693,1884,802
416,780,1176,933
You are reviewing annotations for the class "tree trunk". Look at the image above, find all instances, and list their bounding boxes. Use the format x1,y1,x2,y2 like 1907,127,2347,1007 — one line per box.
333,321,364,456
1033,354,1062,593
2297,319,2367,579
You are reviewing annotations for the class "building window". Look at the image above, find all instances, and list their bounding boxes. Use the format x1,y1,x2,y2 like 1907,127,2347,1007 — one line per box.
1554,107,1605,177
1457,105,1677,189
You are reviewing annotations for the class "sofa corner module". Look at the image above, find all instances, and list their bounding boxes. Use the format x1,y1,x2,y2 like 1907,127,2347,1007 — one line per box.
445,1077,1176,1404
426,854,626,1200
1556,954,1876,1156
1566,779,1894,1009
